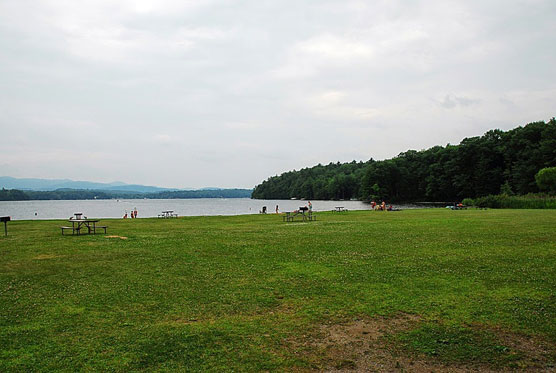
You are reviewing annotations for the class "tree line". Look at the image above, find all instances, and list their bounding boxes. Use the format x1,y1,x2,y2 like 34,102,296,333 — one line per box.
252,119,556,202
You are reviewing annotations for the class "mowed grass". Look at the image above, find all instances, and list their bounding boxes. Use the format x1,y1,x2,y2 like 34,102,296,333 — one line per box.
1,209,555,371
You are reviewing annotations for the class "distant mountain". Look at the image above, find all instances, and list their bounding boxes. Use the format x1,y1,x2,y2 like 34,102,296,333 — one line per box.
0,176,176,193
103,185,180,193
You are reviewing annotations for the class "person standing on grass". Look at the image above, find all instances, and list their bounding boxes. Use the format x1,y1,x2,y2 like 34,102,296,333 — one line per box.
134,207,138,218
276,205,279,214
308,201,312,212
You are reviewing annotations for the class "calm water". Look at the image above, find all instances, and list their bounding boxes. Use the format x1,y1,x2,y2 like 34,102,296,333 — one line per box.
0,198,418,220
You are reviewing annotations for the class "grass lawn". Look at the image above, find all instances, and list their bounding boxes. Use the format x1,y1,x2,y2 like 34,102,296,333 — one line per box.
1,209,555,371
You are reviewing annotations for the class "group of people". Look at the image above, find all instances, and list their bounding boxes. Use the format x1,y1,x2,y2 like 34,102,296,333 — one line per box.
123,207,138,219
371,200,392,211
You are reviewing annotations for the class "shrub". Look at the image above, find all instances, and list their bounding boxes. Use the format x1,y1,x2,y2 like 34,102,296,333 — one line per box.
469,193,556,209
461,198,474,206
475,195,501,208
535,167,556,194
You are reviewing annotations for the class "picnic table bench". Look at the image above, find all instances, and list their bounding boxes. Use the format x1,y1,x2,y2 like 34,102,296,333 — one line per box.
60,226,74,235
283,208,316,222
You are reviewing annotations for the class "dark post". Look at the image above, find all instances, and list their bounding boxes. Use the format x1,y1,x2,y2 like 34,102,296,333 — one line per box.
1,216,10,237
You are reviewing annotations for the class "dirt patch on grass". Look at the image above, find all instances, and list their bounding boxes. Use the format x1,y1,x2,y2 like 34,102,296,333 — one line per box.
472,324,556,371
294,314,555,372
105,235,128,240
33,254,66,260
314,313,461,372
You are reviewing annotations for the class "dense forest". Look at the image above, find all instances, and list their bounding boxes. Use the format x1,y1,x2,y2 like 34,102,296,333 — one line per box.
0,188,253,201
252,119,556,202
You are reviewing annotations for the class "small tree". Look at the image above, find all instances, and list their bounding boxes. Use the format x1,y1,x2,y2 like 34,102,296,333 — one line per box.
370,183,382,201
500,181,514,196
535,167,556,194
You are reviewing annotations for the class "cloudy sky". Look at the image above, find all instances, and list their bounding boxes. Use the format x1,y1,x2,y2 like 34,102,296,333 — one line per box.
1,0,555,188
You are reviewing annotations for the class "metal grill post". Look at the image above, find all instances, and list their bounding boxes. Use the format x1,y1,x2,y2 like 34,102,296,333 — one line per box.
1,217,10,237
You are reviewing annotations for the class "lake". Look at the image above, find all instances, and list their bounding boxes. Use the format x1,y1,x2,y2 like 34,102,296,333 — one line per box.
0,198,418,220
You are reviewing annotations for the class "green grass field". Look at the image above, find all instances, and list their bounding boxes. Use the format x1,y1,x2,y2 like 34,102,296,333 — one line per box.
1,209,555,371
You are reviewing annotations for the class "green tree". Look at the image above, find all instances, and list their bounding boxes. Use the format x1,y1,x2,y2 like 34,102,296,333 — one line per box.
535,167,556,194
370,183,381,201
500,181,514,196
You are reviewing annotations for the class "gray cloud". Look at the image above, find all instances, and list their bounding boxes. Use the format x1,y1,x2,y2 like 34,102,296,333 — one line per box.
1,0,555,188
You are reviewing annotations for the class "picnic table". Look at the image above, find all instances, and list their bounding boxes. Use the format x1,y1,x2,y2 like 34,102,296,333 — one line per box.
158,210,178,218
283,207,316,222
333,206,347,212
61,216,107,235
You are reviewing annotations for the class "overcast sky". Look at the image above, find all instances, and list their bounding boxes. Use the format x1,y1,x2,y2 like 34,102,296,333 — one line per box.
1,0,555,188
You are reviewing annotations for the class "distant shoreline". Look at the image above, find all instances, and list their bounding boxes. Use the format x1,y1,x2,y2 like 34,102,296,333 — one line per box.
0,188,253,201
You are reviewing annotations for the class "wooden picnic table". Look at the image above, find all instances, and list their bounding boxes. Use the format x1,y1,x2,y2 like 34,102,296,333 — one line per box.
334,206,346,212
61,218,107,235
158,210,178,218
283,209,316,222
